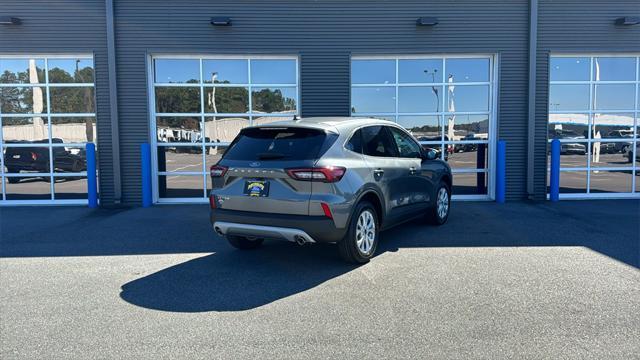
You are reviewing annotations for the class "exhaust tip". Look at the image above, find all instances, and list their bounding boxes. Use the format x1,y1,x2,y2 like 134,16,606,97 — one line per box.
294,235,307,246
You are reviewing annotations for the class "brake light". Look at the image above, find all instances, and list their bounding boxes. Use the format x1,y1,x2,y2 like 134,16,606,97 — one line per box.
31,152,38,161
286,166,346,183
210,165,228,177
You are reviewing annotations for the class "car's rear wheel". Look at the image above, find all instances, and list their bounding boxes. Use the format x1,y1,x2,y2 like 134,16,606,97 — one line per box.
426,181,450,225
338,201,379,264
226,235,264,250
7,176,20,184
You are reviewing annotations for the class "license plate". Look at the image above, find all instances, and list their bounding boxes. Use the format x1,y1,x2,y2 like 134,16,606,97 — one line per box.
12,155,20,159
243,180,269,197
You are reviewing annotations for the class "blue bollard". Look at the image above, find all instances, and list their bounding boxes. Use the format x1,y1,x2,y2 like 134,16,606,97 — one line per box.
141,143,152,207
496,140,506,203
86,143,98,208
549,139,561,202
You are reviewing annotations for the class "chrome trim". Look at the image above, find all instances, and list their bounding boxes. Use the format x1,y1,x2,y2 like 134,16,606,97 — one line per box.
213,221,317,243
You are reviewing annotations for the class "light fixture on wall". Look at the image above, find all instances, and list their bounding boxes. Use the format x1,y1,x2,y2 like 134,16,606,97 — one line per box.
210,17,232,26
416,17,438,26
0,16,21,25
615,17,640,26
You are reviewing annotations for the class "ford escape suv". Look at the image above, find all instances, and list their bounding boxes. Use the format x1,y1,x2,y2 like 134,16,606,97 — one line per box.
209,117,452,263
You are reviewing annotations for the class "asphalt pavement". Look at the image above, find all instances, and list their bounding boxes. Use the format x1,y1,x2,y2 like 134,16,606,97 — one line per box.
0,200,639,359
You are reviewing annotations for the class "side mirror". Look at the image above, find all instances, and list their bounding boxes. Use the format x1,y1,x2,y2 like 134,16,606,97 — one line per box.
423,149,438,160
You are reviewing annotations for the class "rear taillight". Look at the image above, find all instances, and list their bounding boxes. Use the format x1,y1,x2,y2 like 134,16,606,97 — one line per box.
209,195,217,209
286,166,346,183
210,165,228,177
321,202,333,219
31,152,38,161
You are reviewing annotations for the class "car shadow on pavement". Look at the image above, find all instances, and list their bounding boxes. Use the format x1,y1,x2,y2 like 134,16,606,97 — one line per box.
120,242,357,312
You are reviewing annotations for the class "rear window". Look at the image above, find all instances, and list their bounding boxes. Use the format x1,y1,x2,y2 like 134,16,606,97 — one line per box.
223,127,332,161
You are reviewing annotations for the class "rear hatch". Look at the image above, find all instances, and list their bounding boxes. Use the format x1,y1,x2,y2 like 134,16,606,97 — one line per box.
211,126,337,215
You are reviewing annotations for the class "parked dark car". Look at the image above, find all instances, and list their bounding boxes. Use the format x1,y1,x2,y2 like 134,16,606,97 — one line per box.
606,130,634,153
3,139,86,183
625,143,639,164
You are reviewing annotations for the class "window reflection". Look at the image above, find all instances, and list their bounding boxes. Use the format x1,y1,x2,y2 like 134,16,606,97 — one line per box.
0,87,47,114
251,87,297,114
154,59,200,83
550,57,590,81
546,147,588,168
589,170,632,193
593,84,635,110
0,58,46,84
351,60,395,84
158,175,204,198
445,58,490,82
49,87,95,113
446,85,489,112
2,117,49,142
448,144,489,170
558,171,587,193
155,87,201,113
593,113,634,139
156,117,202,143
52,146,86,173
4,178,52,200
53,177,88,199
253,116,293,126
156,146,204,172
549,84,590,111
250,59,296,84
452,173,488,195
204,116,249,143
204,87,249,113
351,87,395,113
3,146,50,174
398,86,442,113
51,117,96,143
448,114,489,137
399,59,443,83
594,58,636,81
203,59,248,84
548,113,589,139
398,115,441,139
48,59,94,83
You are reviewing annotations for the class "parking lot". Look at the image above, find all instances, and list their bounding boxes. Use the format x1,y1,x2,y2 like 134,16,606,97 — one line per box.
1,200,638,359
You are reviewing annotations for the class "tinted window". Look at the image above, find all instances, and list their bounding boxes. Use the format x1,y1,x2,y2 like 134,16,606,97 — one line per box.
388,127,422,158
361,126,397,157
223,127,329,161
346,130,363,153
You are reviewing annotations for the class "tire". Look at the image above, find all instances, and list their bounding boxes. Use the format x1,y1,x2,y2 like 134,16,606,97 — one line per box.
226,235,263,250
7,176,20,184
426,181,451,226
338,201,379,264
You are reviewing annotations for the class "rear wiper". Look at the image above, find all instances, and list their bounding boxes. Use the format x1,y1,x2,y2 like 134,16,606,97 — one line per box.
256,152,289,160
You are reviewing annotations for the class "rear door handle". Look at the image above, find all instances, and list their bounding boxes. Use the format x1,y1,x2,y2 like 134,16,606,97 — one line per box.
409,167,417,175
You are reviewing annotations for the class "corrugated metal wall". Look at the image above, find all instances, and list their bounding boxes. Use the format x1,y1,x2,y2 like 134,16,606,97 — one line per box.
534,0,640,199
0,0,115,203
114,0,530,203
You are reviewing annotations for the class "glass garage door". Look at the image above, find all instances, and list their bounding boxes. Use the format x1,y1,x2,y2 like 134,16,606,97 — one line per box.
350,56,496,200
548,55,639,198
150,55,299,203
0,55,96,204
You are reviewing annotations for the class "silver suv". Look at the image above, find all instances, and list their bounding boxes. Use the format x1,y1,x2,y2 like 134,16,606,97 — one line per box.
209,117,452,263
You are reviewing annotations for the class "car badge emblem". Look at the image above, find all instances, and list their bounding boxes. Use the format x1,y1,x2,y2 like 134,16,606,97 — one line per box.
249,162,261,167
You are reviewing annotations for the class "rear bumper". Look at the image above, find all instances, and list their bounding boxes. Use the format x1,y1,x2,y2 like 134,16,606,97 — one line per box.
210,209,347,243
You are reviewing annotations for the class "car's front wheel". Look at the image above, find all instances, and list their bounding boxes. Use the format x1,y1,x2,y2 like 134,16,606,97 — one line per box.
338,201,379,264
427,181,450,225
226,235,264,250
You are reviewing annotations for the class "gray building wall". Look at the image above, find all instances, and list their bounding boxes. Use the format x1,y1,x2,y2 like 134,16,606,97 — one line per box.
0,0,116,204
533,0,640,199
114,0,530,203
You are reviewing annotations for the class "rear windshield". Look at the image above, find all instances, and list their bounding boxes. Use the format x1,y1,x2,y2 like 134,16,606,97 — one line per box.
223,127,332,161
